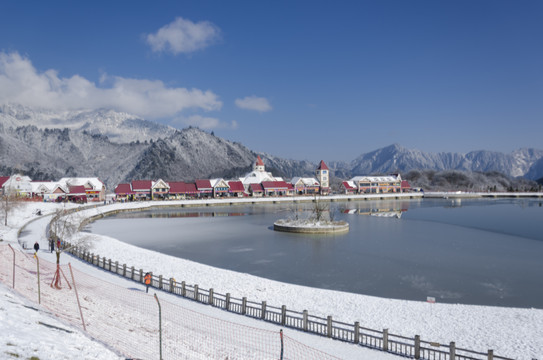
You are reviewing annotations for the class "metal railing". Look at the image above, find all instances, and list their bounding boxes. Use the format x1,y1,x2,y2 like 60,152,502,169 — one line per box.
66,245,515,360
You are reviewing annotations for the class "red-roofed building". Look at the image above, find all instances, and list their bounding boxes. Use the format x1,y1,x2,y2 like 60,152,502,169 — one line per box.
184,183,198,197
195,179,212,197
249,183,264,197
261,181,289,196
114,183,134,201
401,180,411,193
227,180,245,197
67,185,87,203
341,181,357,194
131,180,152,200
316,160,330,195
167,182,186,199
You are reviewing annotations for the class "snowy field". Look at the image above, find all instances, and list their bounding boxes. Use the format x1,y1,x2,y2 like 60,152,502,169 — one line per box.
1,199,543,359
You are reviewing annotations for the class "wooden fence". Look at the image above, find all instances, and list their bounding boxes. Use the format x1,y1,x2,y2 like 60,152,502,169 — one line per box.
66,245,515,360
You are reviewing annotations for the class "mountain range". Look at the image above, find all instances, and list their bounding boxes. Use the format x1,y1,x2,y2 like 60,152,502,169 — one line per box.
1,104,542,190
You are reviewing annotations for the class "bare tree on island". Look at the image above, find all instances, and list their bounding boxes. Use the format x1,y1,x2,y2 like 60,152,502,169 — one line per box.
48,208,90,289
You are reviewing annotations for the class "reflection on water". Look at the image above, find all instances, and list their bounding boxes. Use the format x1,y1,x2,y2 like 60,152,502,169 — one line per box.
89,198,543,308
114,211,248,219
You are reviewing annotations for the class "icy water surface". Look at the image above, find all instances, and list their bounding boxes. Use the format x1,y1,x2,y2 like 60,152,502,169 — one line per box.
88,198,543,308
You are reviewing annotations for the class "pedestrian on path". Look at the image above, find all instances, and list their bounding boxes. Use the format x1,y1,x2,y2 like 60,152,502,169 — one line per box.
144,272,152,293
33,241,39,253
49,237,54,253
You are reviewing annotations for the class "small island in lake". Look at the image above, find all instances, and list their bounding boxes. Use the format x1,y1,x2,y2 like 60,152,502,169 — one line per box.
273,197,349,234
273,218,349,234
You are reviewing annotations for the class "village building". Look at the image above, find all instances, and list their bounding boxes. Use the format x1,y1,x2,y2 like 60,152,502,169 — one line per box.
1,174,33,196
316,160,330,195
239,156,282,191
114,183,134,201
195,179,213,198
210,178,230,197
290,177,321,195
130,180,153,200
341,174,405,194
151,179,170,200
227,180,245,197
58,177,106,202
261,181,290,197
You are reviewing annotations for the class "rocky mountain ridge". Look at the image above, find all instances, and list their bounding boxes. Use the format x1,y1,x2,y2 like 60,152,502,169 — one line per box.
0,104,542,190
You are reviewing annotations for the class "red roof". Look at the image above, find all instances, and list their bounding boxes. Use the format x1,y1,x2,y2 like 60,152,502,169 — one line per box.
228,180,245,192
195,179,212,190
342,181,356,190
261,181,289,190
250,183,263,192
131,180,152,191
401,180,411,189
0,176,9,187
185,183,198,193
68,185,87,195
317,160,329,171
115,183,134,195
255,155,264,166
168,181,187,194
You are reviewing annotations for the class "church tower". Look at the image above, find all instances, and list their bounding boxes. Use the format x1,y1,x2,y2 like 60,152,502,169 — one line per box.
316,160,330,194
254,155,265,172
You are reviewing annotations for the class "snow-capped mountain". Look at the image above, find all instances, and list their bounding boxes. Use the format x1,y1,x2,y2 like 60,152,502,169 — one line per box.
0,105,542,190
0,103,177,143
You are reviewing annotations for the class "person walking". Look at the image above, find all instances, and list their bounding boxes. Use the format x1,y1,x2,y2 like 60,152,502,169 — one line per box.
33,241,40,253
49,237,54,253
144,272,152,293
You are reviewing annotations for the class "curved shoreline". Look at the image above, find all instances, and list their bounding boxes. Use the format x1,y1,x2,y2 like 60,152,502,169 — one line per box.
11,196,543,358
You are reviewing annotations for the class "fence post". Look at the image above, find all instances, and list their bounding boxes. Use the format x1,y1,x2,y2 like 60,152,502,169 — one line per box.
327,316,332,338
159,275,163,289
170,278,175,293
209,288,214,304
122,264,126,277
261,301,267,319
91,253,94,264
108,258,112,271
154,294,163,360
303,310,308,331
281,305,287,326
68,263,86,332
131,266,135,280
226,293,231,310
450,342,456,359
181,281,186,297
115,261,118,274
415,335,421,359
8,244,15,289
383,328,389,351
139,269,143,282
487,349,493,360
194,284,199,301
242,297,247,314
354,321,360,344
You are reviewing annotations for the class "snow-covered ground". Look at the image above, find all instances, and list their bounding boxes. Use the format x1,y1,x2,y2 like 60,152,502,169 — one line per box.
2,199,543,359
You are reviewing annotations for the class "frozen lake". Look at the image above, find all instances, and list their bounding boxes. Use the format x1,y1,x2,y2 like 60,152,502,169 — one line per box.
88,198,543,308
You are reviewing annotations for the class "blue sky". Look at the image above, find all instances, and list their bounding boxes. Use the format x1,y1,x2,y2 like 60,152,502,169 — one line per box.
0,1,541,162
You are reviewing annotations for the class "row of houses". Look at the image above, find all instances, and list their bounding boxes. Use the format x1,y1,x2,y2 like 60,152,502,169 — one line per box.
0,175,106,202
0,156,411,202
114,156,411,201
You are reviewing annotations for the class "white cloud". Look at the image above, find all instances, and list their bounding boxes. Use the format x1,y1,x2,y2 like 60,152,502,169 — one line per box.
145,17,220,55
172,115,237,130
0,52,222,119
235,96,272,112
